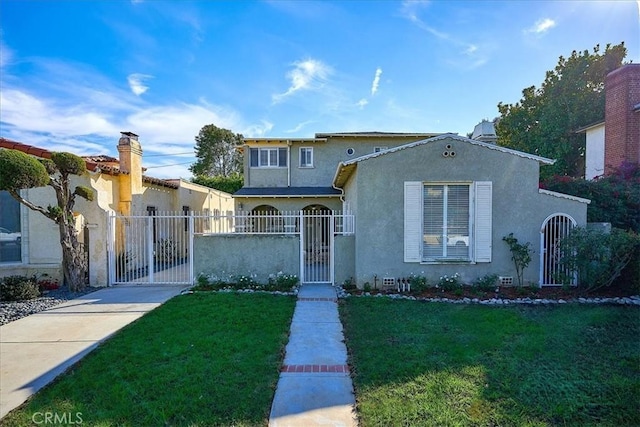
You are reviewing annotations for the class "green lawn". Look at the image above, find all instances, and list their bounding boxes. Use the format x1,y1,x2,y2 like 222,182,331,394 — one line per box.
340,298,640,427
2,292,296,427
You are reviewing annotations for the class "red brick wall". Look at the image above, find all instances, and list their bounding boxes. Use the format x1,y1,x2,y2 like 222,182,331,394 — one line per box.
604,64,640,174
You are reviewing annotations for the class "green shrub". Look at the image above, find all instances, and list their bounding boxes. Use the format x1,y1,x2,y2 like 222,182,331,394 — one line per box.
266,272,298,291
541,162,640,233
472,274,499,292
558,227,640,291
192,173,244,194
51,152,87,175
502,233,533,287
409,274,428,294
438,273,462,291
0,149,50,190
0,275,41,301
342,277,356,290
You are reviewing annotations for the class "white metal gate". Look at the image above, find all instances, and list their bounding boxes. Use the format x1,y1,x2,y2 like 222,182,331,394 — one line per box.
540,213,577,286
107,212,194,285
300,211,333,283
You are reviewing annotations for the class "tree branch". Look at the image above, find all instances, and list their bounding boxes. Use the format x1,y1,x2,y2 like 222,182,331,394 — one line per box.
8,189,59,223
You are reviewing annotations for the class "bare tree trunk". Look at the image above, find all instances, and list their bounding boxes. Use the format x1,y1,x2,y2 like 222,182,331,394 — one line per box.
58,214,87,292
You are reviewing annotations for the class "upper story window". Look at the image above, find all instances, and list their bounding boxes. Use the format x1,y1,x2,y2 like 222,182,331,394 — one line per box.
250,148,287,168
300,147,313,167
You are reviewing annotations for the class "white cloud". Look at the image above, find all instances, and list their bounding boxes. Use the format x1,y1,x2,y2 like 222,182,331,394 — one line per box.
526,18,556,35
0,39,13,68
400,0,431,24
0,89,118,137
356,98,369,109
126,103,240,147
272,58,333,103
127,73,154,96
241,120,274,137
399,3,488,70
371,68,382,96
285,120,314,134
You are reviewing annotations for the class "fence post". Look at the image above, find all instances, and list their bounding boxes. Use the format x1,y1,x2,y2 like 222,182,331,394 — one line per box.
147,214,154,283
189,212,194,284
107,212,115,286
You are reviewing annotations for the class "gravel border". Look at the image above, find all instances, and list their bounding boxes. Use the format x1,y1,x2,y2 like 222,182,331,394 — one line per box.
0,287,102,326
335,285,640,306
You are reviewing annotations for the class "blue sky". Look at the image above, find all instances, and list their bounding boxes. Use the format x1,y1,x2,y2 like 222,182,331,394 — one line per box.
1,1,638,179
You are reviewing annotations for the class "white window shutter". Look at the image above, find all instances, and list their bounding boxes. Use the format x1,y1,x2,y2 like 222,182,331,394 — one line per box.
474,181,492,262
404,182,422,262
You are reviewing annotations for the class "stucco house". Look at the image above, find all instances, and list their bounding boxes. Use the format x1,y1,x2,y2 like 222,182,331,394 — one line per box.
0,132,234,286
194,131,589,288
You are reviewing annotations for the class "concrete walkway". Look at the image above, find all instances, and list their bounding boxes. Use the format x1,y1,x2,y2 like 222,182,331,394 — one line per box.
269,283,358,427
0,285,185,419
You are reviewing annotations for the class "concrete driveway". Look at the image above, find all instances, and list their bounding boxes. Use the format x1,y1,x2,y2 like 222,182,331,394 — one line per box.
0,285,185,419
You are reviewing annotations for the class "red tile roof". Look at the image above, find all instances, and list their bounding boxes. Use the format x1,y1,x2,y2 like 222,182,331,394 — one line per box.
0,137,178,189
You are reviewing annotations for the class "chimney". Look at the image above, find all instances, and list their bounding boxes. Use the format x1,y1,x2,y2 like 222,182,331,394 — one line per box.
117,131,143,215
471,119,497,144
604,64,640,174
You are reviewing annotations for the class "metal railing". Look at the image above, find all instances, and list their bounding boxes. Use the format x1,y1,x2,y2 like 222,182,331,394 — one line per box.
193,210,355,235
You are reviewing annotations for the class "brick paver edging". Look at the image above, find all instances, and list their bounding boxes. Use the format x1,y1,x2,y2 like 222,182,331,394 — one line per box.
298,297,338,302
281,364,350,373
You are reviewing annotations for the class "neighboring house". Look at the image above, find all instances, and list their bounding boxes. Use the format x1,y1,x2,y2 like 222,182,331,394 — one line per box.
193,131,590,288
0,132,234,286
581,64,640,180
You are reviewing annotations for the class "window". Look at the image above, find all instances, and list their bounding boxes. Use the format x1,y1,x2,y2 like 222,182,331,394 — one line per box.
300,147,313,167
423,185,470,260
0,191,22,263
250,147,287,167
404,181,492,263
374,147,388,153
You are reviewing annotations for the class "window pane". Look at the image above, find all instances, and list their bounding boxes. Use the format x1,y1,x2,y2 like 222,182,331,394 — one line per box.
250,148,258,167
423,185,443,259
0,191,22,263
301,148,312,166
279,148,287,167
267,149,277,166
446,185,469,258
260,149,269,166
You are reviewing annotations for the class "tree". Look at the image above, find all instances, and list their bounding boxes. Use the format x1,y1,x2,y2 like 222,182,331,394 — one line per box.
496,43,627,180
0,149,94,291
190,124,244,177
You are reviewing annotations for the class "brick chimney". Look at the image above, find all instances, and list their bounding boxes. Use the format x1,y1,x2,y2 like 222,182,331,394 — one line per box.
604,64,640,174
117,131,143,215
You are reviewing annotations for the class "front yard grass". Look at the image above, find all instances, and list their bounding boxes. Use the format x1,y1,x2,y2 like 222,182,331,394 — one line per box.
2,292,296,427
340,298,640,426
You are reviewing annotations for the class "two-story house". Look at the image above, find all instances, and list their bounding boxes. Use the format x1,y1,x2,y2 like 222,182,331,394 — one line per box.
206,132,590,288
234,132,439,213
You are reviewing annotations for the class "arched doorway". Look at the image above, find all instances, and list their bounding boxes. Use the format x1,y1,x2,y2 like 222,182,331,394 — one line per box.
540,213,577,286
251,205,282,233
301,204,332,283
